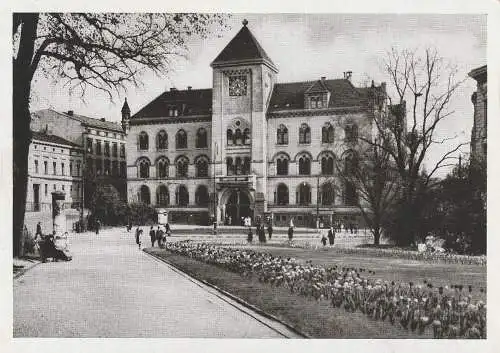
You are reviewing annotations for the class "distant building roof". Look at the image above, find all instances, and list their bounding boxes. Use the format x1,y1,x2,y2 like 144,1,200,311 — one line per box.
33,109,124,133
211,22,277,71
31,131,81,148
131,88,212,120
268,79,369,112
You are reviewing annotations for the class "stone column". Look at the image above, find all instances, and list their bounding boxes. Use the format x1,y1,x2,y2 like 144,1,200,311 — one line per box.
52,191,66,236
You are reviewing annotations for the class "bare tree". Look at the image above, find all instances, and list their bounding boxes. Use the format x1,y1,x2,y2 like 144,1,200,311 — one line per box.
13,13,228,256
362,47,467,245
334,138,401,245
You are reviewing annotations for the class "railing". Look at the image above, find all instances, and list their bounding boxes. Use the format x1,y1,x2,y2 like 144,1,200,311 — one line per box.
215,174,256,190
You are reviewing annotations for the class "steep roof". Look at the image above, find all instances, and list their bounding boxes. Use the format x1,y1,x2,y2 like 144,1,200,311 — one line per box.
268,79,367,111
33,109,124,133
31,131,81,148
131,88,212,119
211,24,276,70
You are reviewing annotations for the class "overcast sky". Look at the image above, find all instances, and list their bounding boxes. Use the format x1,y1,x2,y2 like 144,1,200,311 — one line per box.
30,13,486,176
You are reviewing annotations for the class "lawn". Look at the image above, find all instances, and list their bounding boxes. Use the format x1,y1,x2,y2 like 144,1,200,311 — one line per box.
146,247,438,338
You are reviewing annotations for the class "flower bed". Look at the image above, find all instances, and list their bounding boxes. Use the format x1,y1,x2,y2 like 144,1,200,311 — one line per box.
165,241,486,339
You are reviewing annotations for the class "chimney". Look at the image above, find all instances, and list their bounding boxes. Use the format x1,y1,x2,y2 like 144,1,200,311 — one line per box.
344,71,352,81
187,86,192,91
67,110,74,116
320,76,326,82
100,118,105,122
170,87,177,92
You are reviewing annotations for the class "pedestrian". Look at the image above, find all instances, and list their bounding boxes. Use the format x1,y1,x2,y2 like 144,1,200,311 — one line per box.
36,221,42,238
288,218,294,241
259,224,266,244
247,227,253,243
267,223,273,240
321,232,327,246
149,226,156,247
165,222,171,236
135,227,142,249
95,219,101,235
156,226,164,248
328,226,336,247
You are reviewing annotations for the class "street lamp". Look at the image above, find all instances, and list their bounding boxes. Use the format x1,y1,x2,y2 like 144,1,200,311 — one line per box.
316,175,320,229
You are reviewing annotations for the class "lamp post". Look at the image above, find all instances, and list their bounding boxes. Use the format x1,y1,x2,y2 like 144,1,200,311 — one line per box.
213,142,219,235
316,175,320,229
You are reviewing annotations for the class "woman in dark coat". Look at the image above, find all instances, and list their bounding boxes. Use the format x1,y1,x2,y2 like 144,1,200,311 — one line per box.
149,226,156,247
267,223,273,240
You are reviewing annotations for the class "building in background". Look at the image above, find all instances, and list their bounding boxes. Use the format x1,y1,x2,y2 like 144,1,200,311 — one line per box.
31,109,128,204
124,20,388,227
469,65,487,164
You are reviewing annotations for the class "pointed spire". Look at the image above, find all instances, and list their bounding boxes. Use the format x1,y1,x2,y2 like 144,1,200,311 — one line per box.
242,18,248,27
121,98,130,114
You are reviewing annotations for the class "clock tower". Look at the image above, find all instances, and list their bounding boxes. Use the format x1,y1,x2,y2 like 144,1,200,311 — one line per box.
210,19,278,224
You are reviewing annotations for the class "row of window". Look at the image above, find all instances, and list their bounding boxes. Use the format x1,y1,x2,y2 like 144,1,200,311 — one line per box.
274,182,357,206
138,128,208,151
274,152,357,176
87,158,127,178
86,139,125,158
276,122,358,145
138,184,209,207
34,160,81,177
136,156,209,179
39,183,79,196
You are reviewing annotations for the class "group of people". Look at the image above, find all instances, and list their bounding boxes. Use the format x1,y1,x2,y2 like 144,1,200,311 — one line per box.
34,221,72,261
135,223,171,249
248,222,273,243
320,226,336,247
332,222,359,234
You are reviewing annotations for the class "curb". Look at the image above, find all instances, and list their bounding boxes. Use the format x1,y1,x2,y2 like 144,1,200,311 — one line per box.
13,260,41,280
144,249,309,339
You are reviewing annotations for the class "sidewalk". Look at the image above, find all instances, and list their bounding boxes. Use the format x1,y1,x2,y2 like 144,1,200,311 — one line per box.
13,257,41,279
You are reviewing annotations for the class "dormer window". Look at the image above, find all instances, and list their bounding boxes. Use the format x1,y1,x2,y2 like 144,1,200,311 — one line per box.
310,96,323,109
168,107,178,117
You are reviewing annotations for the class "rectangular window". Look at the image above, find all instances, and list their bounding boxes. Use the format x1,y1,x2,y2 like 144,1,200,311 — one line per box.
86,138,93,154
120,143,125,158
53,162,57,175
76,162,81,176
96,140,102,155
34,160,39,174
45,184,48,196
44,161,48,174
61,163,65,176
112,142,118,157
104,142,110,157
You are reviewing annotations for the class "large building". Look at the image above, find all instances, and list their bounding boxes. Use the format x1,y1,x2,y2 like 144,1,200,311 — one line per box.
469,65,487,163
124,20,388,227
31,109,128,203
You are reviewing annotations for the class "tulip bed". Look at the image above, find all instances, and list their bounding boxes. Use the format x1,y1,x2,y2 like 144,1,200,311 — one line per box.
164,241,486,339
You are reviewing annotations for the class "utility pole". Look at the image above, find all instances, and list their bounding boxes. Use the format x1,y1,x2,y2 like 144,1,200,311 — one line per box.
316,175,320,229
213,142,218,235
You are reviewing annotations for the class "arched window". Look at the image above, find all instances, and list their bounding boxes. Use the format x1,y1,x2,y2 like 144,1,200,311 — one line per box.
195,185,209,206
139,185,151,205
276,184,289,205
345,124,359,143
176,156,189,177
235,156,242,175
156,185,169,207
226,157,234,175
321,183,335,206
234,129,242,145
157,130,168,150
298,154,311,175
277,124,288,145
227,129,233,146
243,128,251,145
138,158,150,178
276,155,289,176
322,123,335,143
138,132,149,150
243,157,251,175
297,183,311,205
176,129,187,149
196,157,209,177
157,157,169,178
299,123,311,144
344,151,358,175
196,128,208,148
321,155,334,175
344,182,357,206
176,185,189,206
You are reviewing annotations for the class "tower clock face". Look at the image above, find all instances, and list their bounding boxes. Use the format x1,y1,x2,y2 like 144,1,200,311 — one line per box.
229,76,248,96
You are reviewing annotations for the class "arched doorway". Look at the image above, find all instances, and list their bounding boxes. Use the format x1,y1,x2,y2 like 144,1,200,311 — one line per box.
224,189,252,225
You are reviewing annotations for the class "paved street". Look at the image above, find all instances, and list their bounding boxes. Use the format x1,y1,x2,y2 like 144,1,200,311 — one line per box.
13,228,293,338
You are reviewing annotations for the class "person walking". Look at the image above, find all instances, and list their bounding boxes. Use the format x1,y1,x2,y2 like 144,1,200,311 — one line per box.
149,226,156,247
135,227,142,249
95,219,101,235
288,218,294,241
156,226,164,248
328,226,336,247
165,222,171,236
267,223,273,240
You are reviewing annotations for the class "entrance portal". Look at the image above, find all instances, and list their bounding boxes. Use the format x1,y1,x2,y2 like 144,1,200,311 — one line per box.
225,190,252,225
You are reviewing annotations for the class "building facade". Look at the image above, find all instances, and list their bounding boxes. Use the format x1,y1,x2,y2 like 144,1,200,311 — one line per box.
469,65,487,164
26,131,84,212
31,109,128,203
125,21,387,227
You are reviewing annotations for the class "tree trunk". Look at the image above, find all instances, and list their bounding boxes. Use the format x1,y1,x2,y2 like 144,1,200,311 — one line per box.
373,228,381,246
13,13,38,257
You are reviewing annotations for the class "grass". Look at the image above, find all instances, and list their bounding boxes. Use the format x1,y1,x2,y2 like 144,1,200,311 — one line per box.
146,247,433,338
